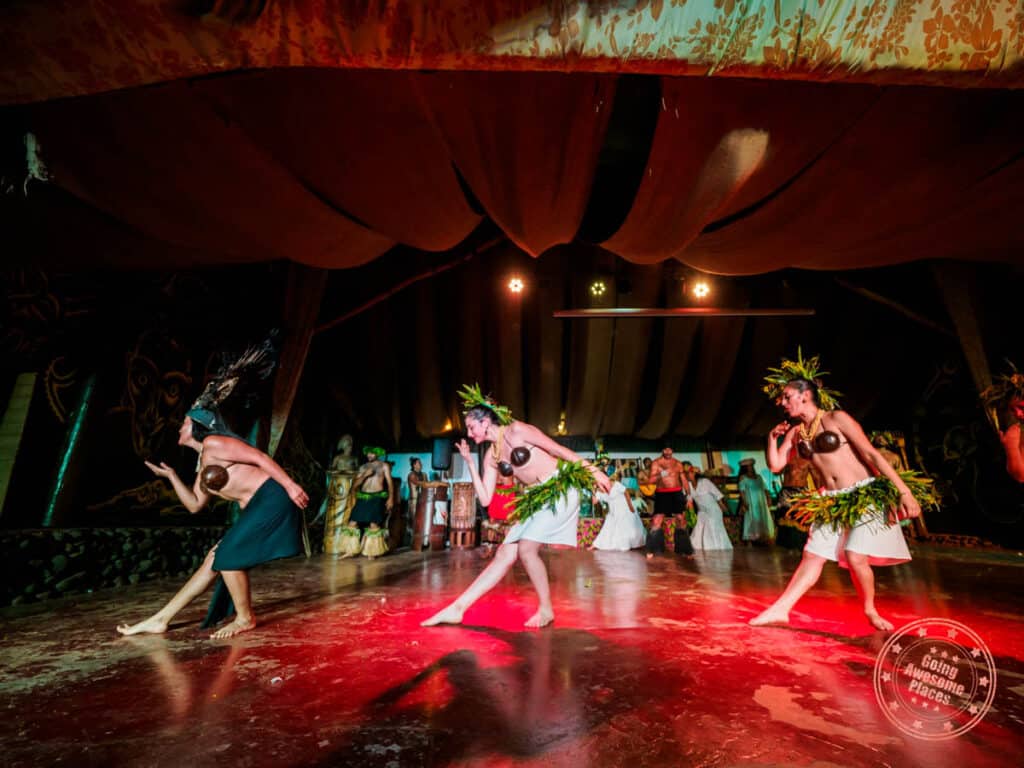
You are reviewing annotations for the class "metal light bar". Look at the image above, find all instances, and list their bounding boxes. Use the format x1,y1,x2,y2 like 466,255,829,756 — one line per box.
553,307,815,318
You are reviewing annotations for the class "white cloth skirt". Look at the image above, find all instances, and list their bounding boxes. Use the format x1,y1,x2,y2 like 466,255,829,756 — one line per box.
504,483,580,547
804,477,911,568
592,482,646,551
690,507,733,551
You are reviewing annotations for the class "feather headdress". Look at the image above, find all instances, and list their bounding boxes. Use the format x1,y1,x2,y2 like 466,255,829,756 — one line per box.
187,332,279,436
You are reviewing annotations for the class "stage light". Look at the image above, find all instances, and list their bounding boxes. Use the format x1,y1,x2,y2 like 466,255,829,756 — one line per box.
589,280,607,298
508,276,524,294
693,280,710,299
442,419,453,432
555,411,567,436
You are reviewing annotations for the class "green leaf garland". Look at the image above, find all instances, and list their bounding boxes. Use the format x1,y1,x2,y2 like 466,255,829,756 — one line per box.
785,471,940,532
509,460,596,524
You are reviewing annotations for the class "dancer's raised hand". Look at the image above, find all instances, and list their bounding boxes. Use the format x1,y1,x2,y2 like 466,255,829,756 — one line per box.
592,468,612,494
456,438,472,461
144,460,176,479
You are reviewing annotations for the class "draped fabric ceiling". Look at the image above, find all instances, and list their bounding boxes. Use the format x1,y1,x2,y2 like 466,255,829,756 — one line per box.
5,0,1023,273
10,69,1024,274
3,0,1023,442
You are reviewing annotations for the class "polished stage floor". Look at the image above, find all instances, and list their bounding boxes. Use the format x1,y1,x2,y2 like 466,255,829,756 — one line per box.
2,543,1022,767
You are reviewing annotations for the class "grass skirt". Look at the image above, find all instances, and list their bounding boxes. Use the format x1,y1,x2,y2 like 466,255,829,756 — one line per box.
338,525,363,557
361,527,389,557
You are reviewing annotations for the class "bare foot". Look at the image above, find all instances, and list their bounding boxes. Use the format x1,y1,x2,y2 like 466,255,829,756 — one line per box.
210,617,256,639
646,552,654,560
749,607,790,627
116,616,168,636
420,604,464,627
865,611,894,631
524,608,554,628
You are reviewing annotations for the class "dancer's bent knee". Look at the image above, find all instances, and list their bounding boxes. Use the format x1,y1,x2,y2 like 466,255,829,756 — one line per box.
494,542,519,564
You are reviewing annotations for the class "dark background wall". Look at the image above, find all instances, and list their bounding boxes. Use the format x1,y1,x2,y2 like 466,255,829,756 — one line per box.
2,255,1022,546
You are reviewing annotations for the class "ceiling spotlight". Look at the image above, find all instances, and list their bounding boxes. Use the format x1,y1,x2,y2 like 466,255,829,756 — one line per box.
589,280,607,297
693,280,710,299
508,277,525,294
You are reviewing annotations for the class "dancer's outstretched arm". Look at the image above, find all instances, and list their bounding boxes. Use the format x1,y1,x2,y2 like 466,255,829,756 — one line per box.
144,460,210,513
202,435,309,508
832,411,920,521
509,422,612,492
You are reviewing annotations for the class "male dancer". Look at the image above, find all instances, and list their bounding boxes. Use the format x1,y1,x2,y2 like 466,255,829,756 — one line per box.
647,447,694,556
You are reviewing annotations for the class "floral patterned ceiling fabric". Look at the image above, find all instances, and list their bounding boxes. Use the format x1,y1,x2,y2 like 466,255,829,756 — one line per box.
2,0,1023,105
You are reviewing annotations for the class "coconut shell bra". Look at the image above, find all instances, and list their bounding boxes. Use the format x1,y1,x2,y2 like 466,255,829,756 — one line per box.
497,446,532,476
796,430,843,459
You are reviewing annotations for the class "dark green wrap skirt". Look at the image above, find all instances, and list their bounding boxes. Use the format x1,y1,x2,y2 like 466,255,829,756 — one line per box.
201,478,302,629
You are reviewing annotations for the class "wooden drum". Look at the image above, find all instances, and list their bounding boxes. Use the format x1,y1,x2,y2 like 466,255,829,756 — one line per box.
429,524,447,551
449,482,478,549
413,481,448,551
322,473,356,555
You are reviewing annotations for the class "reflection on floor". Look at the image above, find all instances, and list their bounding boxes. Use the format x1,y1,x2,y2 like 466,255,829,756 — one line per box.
2,544,1022,767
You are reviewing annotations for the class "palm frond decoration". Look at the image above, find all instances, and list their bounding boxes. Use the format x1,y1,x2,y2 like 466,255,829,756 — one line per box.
868,430,900,448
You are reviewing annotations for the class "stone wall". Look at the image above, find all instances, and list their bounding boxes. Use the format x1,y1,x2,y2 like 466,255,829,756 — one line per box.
2,526,226,608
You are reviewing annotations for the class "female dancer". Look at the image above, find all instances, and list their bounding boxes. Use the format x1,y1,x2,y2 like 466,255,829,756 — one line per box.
750,351,928,631
421,385,611,628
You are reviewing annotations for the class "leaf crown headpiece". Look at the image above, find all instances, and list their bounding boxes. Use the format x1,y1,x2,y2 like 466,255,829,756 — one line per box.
980,361,1024,410
763,347,842,411
458,383,513,426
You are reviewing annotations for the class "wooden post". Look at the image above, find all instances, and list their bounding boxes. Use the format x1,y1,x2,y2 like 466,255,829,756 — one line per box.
268,263,328,458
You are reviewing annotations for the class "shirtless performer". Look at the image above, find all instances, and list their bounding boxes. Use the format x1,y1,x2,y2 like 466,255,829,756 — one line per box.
777,450,819,514
648,447,694,556
116,407,309,639
347,446,395,558
750,352,925,631
421,385,611,629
